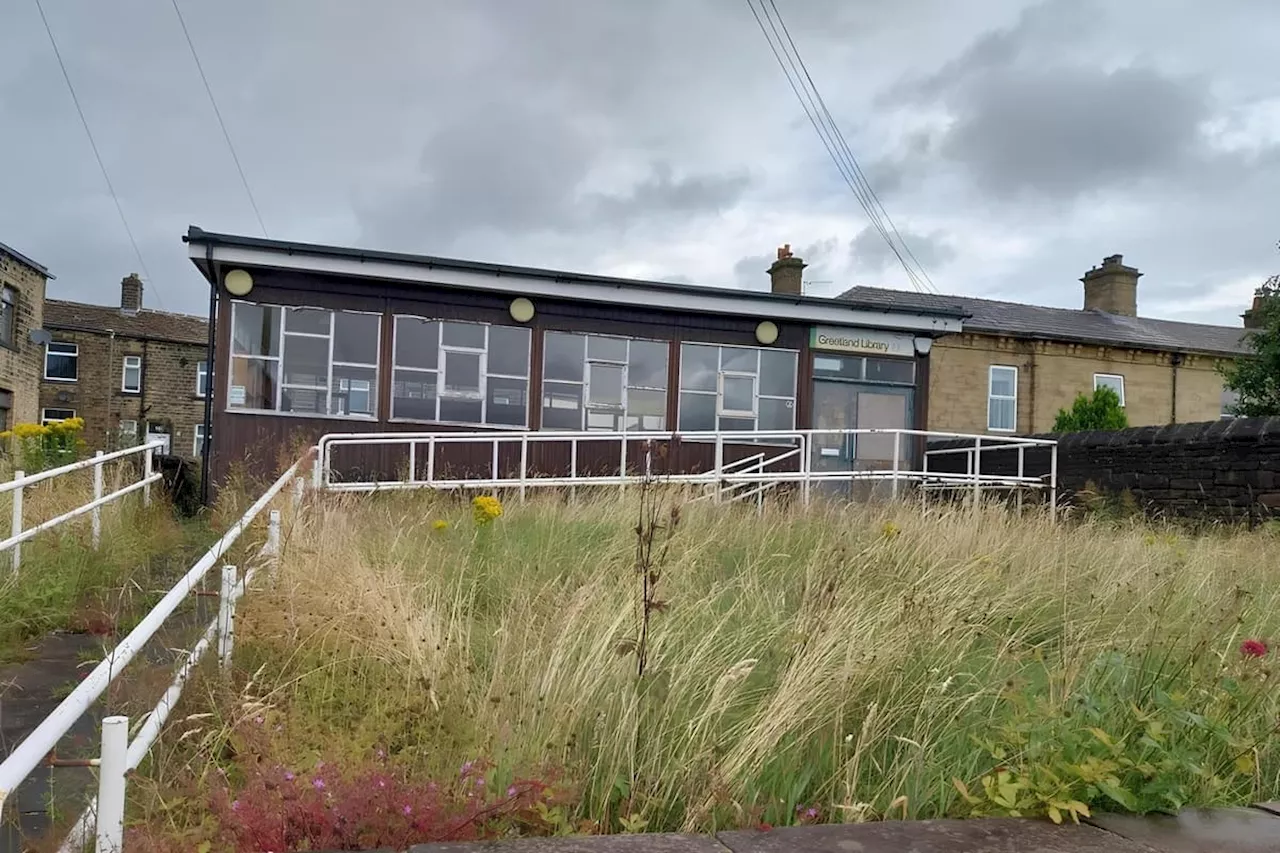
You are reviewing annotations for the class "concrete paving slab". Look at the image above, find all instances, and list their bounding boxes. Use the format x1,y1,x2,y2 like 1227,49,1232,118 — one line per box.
1086,808,1280,852
1256,803,1280,817
409,835,729,853
716,819,1154,852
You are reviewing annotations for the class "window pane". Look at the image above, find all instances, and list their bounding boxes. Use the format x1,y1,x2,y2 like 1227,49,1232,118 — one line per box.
487,325,531,377
443,351,481,395
989,368,1016,398
229,357,278,410
721,347,757,372
627,389,667,431
541,381,583,430
678,392,716,431
285,307,330,334
679,345,718,391
1095,374,1124,404
865,358,915,385
232,304,281,356
391,369,437,420
988,397,1015,431
486,378,528,426
759,397,794,431
331,365,378,417
282,335,329,386
719,416,756,432
441,321,486,348
587,410,623,431
812,354,862,380
395,317,439,370
196,362,208,396
282,387,328,415
587,335,627,362
588,363,623,407
544,332,585,382
721,375,755,414
439,398,483,424
46,352,77,380
123,360,141,391
628,340,668,389
759,350,797,398
333,312,380,364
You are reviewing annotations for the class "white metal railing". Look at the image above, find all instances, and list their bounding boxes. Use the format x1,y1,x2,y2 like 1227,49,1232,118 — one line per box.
314,428,1058,515
0,450,314,853
1,441,165,571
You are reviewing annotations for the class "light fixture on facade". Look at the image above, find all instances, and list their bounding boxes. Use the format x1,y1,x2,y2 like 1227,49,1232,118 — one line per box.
509,297,535,323
755,320,779,345
913,336,933,356
224,269,254,297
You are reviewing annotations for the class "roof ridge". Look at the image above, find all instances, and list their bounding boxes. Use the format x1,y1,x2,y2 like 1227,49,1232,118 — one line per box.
46,298,206,323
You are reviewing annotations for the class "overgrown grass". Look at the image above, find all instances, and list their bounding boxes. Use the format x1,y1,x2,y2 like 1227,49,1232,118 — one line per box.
134,489,1280,847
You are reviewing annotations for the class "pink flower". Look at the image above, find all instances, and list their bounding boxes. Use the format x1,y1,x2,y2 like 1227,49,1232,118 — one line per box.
312,777,326,791
402,804,413,816
231,800,241,812
1241,639,1269,658
507,785,518,797
284,771,295,782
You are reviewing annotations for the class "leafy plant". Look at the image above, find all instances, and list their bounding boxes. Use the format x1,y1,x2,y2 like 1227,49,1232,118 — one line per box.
1221,272,1280,416
0,417,86,472
1052,386,1128,432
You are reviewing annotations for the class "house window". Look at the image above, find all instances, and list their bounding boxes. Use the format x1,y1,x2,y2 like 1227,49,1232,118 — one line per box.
1221,388,1240,419
390,316,531,427
541,332,669,431
988,366,1018,432
119,419,138,446
121,355,142,393
0,389,12,431
193,423,208,456
0,286,16,349
196,361,208,397
41,407,75,425
676,343,797,432
227,302,381,418
45,342,78,382
1093,373,1125,407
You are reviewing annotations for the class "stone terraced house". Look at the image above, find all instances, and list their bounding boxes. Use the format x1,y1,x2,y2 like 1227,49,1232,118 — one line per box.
0,240,52,429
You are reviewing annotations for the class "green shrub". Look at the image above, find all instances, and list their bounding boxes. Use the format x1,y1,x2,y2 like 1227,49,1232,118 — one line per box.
1053,387,1129,432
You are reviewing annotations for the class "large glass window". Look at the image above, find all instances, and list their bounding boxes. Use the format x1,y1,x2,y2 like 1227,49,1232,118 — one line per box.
391,317,530,427
540,332,669,431
988,365,1018,432
677,344,797,432
228,302,380,418
45,342,78,382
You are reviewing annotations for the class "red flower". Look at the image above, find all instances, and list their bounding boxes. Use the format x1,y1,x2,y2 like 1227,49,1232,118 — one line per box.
1241,639,1268,658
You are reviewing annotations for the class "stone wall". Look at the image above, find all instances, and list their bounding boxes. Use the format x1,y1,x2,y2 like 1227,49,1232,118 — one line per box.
0,250,48,427
927,417,1280,521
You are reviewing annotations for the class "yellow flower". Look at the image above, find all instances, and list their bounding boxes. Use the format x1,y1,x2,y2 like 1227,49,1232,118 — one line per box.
881,520,901,540
432,519,449,531
472,495,503,526
13,423,49,439
0,431,11,441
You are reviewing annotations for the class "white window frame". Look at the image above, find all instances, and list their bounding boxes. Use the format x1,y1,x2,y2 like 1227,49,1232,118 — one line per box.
390,316,532,428
1093,373,1125,407
0,286,16,349
41,407,75,425
987,365,1018,433
676,343,798,434
44,341,79,382
539,332,670,432
195,360,208,397
119,419,139,445
193,423,207,456
121,355,142,393
227,301,381,420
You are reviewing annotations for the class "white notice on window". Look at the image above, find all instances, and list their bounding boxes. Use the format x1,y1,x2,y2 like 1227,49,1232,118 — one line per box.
229,385,246,406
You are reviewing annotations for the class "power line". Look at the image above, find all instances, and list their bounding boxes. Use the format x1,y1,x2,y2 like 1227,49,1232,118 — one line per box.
33,0,161,306
170,0,268,237
746,0,938,293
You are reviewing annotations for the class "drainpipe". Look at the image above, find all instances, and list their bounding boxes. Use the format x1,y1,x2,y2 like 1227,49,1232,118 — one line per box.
140,337,150,437
1170,352,1183,424
200,244,217,507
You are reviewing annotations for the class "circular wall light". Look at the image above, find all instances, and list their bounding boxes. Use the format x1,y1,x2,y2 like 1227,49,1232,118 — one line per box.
755,320,779,345
509,297,535,323
224,269,254,297
913,336,934,356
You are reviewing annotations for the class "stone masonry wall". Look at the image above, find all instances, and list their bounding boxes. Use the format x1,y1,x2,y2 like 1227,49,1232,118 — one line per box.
927,417,1280,521
0,252,47,427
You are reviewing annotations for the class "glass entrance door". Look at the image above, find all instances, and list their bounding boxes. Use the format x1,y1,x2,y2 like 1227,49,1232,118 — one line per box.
811,379,913,497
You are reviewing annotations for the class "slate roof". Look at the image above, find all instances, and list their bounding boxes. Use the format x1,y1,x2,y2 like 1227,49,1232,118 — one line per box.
840,286,1249,357
44,299,208,346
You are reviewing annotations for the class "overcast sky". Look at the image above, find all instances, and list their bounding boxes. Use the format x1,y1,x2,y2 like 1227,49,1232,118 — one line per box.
2,0,1277,326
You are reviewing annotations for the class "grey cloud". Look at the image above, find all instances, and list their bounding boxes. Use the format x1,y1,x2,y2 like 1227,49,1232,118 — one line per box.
734,238,841,292
849,226,956,276
587,163,750,229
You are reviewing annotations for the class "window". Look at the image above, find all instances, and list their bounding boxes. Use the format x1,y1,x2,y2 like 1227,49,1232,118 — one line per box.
677,343,797,432
1093,373,1125,407
41,408,75,425
196,361,208,397
45,342,78,382
1221,388,1240,419
0,389,11,431
541,332,669,431
118,419,138,447
988,366,1018,432
0,286,16,348
228,302,380,418
121,355,142,393
390,316,531,427
194,423,208,456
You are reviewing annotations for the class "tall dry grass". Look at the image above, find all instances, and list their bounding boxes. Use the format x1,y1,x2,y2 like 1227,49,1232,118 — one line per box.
228,489,1280,831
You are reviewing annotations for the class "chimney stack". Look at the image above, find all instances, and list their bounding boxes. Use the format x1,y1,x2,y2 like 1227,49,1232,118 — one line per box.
121,273,143,314
767,244,806,296
1243,294,1269,329
1081,254,1141,317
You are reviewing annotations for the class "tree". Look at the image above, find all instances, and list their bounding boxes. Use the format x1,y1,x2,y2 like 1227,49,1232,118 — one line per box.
1052,386,1129,432
1220,273,1280,417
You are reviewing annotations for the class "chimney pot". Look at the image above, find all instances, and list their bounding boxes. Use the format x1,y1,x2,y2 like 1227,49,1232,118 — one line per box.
1081,254,1140,316
120,273,143,314
768,243,806,295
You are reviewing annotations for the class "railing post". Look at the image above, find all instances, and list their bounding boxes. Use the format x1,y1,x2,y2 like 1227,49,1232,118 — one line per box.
266,509,281,558
292,476,305,511
95,714,128,853
218,565,238,671
1050,442,1059,523
891,431,902,501
713,434,724,503
10,469,23,572
619,436,628,494
92,451,104,549
570,437,578,503
408,440,417,485
972,437,982,508
1017,445,1026,514
519,435,528,502
801,435,811,506
143,444,154,507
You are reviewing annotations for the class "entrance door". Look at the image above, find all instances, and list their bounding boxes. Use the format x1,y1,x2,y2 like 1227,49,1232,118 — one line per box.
810,380,912,497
